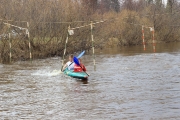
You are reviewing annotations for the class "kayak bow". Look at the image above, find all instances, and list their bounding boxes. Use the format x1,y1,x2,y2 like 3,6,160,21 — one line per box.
63,68,88,79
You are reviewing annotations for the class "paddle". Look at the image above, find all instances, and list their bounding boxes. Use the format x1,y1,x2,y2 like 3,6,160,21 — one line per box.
68,50,85,68
61,51,86,72
77,50,85,59
73,56,89,76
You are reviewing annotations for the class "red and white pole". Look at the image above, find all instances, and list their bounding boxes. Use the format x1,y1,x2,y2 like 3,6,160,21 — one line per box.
142,26,146,51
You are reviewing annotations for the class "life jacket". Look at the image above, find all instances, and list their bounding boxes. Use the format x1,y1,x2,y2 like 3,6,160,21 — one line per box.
74,64,86,72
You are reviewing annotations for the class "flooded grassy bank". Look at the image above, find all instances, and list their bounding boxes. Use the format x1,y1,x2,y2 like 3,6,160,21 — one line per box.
1,36,180,64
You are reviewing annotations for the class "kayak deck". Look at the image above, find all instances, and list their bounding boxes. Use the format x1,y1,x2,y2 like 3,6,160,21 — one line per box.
64,69,88,79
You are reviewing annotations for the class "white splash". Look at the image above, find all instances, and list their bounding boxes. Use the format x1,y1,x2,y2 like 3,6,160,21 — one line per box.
32,69,62,77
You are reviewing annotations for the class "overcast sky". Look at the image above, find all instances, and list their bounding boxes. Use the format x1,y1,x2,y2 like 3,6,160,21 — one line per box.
162,0,167,5
162,0,180,5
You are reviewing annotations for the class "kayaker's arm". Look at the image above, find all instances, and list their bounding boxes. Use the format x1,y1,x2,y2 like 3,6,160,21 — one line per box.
62,62,74,71
62,64,68,71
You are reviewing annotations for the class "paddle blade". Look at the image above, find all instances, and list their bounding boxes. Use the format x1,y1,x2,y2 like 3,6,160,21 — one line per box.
73,57,80,66
77,51,85,59
73,56,89,76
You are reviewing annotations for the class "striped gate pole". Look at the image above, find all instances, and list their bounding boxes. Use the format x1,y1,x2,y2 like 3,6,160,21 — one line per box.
8,23,12,63
27,22,32,62
61,26,70,71
152,27,156,52
142,25,146,51
91,21,96,71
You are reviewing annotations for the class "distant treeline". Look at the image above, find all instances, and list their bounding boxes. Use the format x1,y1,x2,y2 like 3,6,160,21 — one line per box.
0,0,180,63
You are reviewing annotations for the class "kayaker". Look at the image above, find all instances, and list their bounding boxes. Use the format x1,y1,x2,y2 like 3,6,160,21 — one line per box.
74,58,86,72
62,54,75,71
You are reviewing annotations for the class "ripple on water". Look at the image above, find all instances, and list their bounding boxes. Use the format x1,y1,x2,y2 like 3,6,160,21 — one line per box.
0,51,180,119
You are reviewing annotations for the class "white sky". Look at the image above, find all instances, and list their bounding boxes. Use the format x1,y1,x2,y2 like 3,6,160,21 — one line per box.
162,0,167,5
162,0,180,5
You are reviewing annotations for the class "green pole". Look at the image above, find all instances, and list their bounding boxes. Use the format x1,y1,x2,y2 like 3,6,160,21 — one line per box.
91,21,96,71
8,23,12,63
61,26,70,71
27,22,32,62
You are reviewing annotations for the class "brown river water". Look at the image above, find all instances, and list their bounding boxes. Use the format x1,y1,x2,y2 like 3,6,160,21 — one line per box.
0,42,180,119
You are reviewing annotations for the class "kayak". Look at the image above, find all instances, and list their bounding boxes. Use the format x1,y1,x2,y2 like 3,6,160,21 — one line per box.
63,68,88,79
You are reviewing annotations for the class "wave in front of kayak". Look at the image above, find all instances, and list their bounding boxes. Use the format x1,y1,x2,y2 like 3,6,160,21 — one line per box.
31,68,62,77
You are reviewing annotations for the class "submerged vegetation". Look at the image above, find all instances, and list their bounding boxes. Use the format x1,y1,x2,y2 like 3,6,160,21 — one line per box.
0,0,180,63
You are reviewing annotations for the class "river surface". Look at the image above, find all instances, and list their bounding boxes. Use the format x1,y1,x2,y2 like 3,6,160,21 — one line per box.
0,42,180,119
